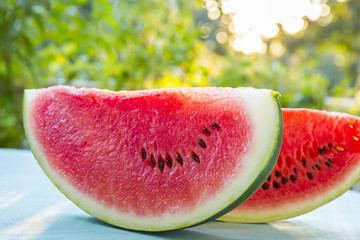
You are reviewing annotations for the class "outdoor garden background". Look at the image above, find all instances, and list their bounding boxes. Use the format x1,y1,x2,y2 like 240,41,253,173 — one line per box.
1,0,360,149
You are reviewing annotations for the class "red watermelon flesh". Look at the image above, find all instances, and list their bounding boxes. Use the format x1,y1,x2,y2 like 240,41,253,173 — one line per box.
23,86,282,231
218,108,360,223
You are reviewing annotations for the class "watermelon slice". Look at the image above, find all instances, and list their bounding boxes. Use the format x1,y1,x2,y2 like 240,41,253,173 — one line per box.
23,86,282,231
218,108,360,223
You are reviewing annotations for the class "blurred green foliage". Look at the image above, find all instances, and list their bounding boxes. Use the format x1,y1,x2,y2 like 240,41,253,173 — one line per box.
0,0,359,148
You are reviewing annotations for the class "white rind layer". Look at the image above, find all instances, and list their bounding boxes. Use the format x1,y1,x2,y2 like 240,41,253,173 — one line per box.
219,165,360,223
23,86,282,231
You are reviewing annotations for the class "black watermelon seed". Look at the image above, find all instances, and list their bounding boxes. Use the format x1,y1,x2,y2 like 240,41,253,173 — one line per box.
322,146,327,153
267,175,271,181
262,184,270,190
159,159,164,170
325,162,331,167
211,123,220,129
301,158,307,167
176,154,183,165
151,156,156,167
141,149,146,159
290,175,297,182
275,171,281,177
315,164,320,170
192,154,200,163
198,139,206,148
307,173,314,179
328,159,333,163
203,127,210,135
165,158,172,167
328,143,333,149
318,148,323,155
273,182,281,189
293,168,297,173
281,178,289,184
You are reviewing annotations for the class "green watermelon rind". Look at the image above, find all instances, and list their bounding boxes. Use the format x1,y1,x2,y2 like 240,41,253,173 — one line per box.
23,86,283,232
239,166,360,223
191,93,283,227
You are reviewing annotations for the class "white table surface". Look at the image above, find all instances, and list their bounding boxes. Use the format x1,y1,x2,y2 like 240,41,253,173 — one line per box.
1,148,360,240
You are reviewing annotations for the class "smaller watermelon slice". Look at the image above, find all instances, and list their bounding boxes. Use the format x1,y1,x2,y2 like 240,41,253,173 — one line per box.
218,108,360,223
23,86,282,231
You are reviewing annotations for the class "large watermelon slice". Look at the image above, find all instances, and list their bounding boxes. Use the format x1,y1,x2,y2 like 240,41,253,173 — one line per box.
23,86,282,231
218,108,360,223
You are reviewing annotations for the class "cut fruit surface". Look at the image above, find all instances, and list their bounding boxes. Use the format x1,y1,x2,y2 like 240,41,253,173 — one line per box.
23,86,282,231
218,108,360,223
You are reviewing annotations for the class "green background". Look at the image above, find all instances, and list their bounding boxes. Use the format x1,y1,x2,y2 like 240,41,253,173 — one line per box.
1,0,360,148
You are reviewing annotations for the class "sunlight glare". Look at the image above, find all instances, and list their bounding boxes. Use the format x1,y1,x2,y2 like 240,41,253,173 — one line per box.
269,40,286,58
257,22,279,39
0,190,33,210
210,0,332,54
216,31,228,44
282,17,305,34
208,8,221,20
307,2,323,20
231,32,266,55
2,201,70,240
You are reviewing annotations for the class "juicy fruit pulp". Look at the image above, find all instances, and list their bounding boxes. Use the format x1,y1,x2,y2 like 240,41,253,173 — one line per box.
219,108,360,223
23,86,282,231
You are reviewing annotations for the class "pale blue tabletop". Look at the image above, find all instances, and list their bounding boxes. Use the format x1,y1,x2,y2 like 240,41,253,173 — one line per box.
1,148,360,240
